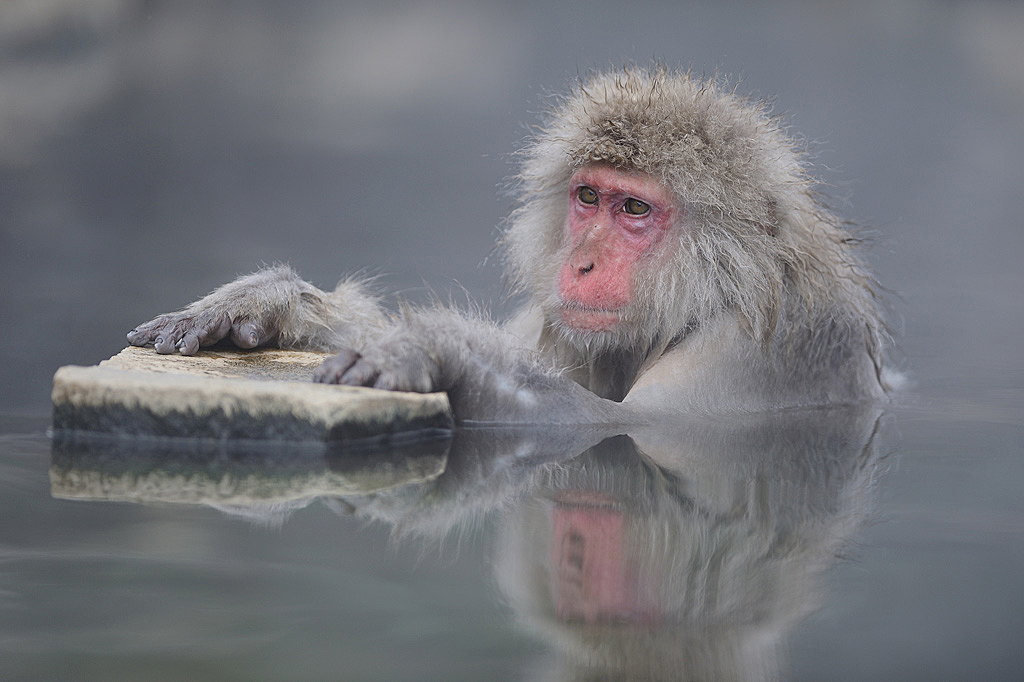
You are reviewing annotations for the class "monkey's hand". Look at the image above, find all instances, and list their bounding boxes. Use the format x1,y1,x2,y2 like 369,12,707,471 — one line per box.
127,265,384,356
127,309,275,355
126,267,299,355
313,343,440,394
313,308,620,425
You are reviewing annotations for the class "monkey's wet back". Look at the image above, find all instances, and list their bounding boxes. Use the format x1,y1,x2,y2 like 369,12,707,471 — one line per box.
51,346,453,442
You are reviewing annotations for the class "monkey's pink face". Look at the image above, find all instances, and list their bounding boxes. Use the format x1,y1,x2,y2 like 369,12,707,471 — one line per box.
558,164,676,333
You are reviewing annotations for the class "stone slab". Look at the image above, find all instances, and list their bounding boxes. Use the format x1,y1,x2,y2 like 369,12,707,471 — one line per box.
52,346,453,441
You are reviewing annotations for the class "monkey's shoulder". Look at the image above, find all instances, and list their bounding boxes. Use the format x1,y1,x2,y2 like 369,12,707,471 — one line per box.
625,312,888,412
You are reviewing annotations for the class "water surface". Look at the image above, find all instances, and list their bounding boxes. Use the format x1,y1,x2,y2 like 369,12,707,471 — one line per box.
2,401,1023,681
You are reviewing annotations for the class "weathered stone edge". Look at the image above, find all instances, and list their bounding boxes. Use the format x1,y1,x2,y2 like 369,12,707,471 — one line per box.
52,364,454,441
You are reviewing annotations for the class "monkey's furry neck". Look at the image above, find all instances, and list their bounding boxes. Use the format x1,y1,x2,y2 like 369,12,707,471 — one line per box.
538,323,684,401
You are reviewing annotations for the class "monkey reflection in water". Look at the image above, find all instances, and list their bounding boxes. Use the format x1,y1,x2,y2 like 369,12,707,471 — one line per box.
53,408,887,679
196,408,882,680
128,66,899,422
416,411,884,680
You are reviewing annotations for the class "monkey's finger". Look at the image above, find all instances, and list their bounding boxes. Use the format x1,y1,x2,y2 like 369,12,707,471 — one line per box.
177,331,201,356
175,312,232,355
313,350,360,384
341,358,381,388
198,313,232,347
409,374,435,393
373,372,400,391
230,320,266,349
154,331,181,354
127,316,168,346
126,327,149,346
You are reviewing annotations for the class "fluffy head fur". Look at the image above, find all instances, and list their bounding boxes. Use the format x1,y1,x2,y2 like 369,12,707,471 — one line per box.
504,66,885,364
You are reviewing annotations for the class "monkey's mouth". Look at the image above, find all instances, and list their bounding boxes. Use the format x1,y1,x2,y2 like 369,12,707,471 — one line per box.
559,303,623,332
549,489,661,625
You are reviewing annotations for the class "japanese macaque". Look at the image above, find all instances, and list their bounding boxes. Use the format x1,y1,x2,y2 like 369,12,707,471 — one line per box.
127,67,895,421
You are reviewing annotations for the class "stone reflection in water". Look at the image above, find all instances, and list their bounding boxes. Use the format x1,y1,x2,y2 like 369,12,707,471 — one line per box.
49,432,451,524
50,407,887,680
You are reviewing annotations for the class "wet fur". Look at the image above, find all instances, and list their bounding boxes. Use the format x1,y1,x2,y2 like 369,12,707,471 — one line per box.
503,67,893,405
129,67,895,419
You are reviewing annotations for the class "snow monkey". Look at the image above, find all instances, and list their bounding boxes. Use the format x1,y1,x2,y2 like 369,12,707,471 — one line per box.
127,67,896,422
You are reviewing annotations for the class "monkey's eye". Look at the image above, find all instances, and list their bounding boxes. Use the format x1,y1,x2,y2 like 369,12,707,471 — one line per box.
577,186,599,205
623,198,650,216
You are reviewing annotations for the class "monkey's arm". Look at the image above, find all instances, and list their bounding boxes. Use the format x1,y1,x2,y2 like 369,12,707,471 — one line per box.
314,308,627,425
127,265,384,355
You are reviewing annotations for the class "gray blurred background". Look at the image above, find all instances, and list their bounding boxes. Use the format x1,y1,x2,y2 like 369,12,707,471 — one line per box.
1,0,1022,415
